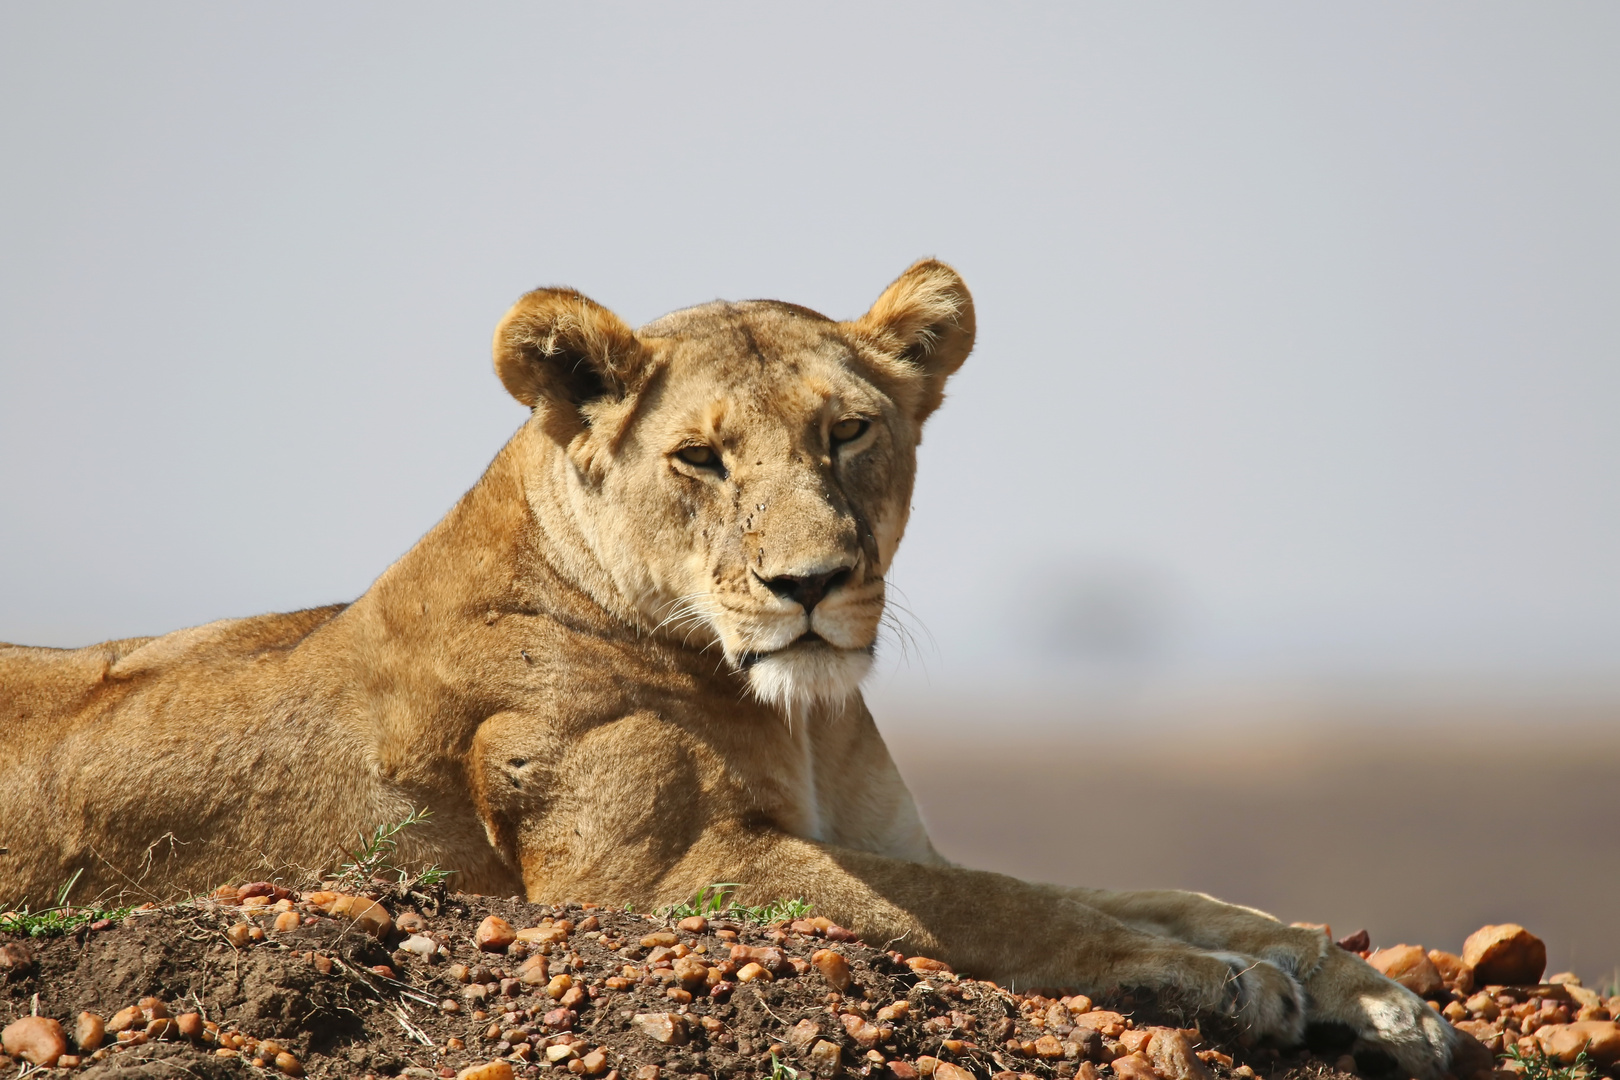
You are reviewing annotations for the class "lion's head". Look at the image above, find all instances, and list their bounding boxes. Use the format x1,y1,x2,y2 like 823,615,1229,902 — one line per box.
492,260,974,714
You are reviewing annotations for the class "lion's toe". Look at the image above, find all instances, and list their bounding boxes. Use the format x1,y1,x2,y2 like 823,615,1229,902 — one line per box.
1211,952,1307,1044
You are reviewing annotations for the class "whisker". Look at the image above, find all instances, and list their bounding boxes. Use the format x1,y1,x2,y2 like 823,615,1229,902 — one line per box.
876,584,938,671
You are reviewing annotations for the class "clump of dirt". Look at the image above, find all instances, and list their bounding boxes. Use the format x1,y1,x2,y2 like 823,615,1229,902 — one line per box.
0,886,1613,1080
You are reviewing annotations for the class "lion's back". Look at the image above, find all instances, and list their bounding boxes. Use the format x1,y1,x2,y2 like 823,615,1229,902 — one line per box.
0,604,350,759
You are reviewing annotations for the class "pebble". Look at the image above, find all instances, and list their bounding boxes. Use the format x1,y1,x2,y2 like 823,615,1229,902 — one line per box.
1032,1034,1065,1059
1118,1030,1153,1056
400,934,441,959
273,911,301,933
518,924,570,946
1427,949,1474,994
456,1061,515,1080
736,962,772,983
887,1062,919,1080
326,895,394,938
812,948,853,991
1462,924,1546,985
74,1012,105,1052
276,1050,305,1076
241,881,293,902
788,1020,823,1049
1367,944,1444,997
1149,1029,1213,1080
1073,1010,1127,1038
1536,1020,1620,1066
225,923,252,948
809,1039,845,1073
397,911,428,933
632,1013,688,1046
676,916,708,934
1110,1052,1158,1080
641,931,679,949
1067,1029,1103,1060
730,944,787,973
2,1016,68,1067
842,1014,887,1049
905,956,952,975
673,956,709,989
477,915,517,951
106,1006,144,1034
0,942,34,976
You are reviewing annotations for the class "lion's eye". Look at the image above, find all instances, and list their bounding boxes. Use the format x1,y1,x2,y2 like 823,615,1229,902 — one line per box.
830,418,869,444
676,444,719,468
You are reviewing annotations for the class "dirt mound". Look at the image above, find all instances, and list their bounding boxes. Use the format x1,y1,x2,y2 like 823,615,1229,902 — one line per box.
2,887,1615,1080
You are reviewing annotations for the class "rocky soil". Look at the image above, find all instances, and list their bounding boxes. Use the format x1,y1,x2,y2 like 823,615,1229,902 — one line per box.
3,885,1618,1080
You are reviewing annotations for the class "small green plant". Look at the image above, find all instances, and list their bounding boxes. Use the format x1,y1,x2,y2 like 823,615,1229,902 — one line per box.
335,807,455,891
0,870,140,938
662,883,813,925
768,1052,800,1080
1503,1044,1592,1080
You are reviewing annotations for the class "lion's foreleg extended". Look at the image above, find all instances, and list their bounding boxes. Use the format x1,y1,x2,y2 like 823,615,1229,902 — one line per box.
616,828,1311,1042
1064,887,1328,974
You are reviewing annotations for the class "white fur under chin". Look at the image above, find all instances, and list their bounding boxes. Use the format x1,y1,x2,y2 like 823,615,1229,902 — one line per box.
746,646,873,714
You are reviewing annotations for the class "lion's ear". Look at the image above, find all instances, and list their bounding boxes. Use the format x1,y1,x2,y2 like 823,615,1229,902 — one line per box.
849,259,976,422
492,287,648,430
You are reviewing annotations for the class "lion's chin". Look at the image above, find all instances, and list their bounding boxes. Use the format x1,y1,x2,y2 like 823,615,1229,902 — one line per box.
744,640,873,715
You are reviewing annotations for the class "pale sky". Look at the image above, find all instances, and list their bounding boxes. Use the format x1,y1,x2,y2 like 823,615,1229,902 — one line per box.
3,3,1617,703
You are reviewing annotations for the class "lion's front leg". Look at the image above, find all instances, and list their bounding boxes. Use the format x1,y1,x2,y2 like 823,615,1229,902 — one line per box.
1067,887,1463,1080
594,827,1314,1045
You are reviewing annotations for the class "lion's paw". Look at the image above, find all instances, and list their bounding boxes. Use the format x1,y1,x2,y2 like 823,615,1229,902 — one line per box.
1304,948,1461,1080
1209,951,1307,1044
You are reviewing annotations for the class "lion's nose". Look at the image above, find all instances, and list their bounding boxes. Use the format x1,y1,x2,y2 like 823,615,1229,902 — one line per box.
759,568,851,612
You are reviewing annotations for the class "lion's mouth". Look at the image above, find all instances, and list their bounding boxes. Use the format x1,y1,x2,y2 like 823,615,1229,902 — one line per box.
739,631,828,670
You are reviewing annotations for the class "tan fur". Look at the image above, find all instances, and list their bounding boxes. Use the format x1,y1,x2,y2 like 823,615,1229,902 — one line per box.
0,261,1459,1077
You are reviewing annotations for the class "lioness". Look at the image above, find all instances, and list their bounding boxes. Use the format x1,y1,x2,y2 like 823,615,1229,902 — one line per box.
2,261,1459,1076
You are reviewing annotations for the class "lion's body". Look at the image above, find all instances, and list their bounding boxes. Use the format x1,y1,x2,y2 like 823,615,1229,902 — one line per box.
0,263,1464,1078
0,442,934,901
